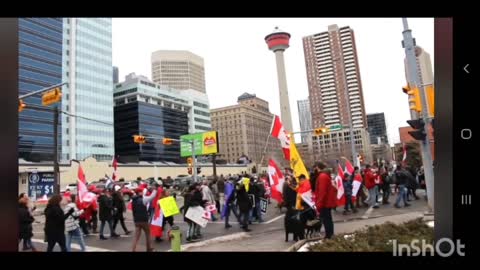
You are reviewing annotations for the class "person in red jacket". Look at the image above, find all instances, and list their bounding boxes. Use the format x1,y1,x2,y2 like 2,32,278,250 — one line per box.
364,165,379,209
313,162,337,239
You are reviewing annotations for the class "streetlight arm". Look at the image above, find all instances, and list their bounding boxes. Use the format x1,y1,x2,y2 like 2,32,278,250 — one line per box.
19,82,68,99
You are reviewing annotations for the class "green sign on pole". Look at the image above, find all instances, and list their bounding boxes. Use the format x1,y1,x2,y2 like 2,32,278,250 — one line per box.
180,131,219,157
329,124,343,131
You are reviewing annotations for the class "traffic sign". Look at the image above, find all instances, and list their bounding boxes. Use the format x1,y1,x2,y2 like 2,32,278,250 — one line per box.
329,124,343,130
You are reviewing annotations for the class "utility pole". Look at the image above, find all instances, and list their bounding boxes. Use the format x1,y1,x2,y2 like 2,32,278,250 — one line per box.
192,140,197,182
53,107,60,194
212,154,217,180
402,18,434,212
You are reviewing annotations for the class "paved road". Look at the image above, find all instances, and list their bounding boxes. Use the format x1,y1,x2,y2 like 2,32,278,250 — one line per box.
23,190,428,252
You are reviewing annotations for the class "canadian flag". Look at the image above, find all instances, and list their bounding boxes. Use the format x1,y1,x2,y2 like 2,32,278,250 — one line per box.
336,162,345,206
77,163,88,203
351,173,363,203
270,115,291,161
267,159,285,203
150,187,164,238
112,156,118,181
343,157,355,175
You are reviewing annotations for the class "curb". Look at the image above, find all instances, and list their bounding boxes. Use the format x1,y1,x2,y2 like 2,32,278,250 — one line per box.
286,211,428,252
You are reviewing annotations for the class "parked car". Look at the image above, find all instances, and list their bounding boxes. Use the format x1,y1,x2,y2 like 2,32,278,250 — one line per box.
88,182,105,194
173,175,192,190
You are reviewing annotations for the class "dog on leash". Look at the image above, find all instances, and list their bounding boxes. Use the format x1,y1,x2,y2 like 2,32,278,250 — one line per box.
305,218,322,238
284,208,306,242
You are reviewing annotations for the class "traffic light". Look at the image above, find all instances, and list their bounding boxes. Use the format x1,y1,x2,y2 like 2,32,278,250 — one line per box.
407,119,426,141
42,87,62,106
402,85,422,112
358,154,364,164
187,157,193,167
133,135,146,144
162,138,174,145
426,85,434,118
197,167,201,174
18,99,26,112
314,127,330,136
187,167,192,175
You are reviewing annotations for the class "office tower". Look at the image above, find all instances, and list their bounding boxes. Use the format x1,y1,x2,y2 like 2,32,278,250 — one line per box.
113,66,119,84
211,93,284,166
151,50,206,93
18,18,63,162
62,18,114,161
297,99,312,143
367,113,389,145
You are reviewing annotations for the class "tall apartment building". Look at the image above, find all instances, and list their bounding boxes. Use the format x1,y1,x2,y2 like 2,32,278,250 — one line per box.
297,99,312,143
303,24,367,130
18,18,63,162
151,50,206,93
210,93,284,167
367,113,389,145
62,18,114,161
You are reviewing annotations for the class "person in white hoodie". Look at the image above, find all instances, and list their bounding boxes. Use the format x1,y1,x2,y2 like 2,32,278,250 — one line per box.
64,194,86,252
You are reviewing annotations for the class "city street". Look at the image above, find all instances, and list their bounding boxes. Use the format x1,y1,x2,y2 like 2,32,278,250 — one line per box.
24,190,428,252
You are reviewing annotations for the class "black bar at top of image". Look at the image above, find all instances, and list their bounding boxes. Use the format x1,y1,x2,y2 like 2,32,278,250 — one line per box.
0,18,19,251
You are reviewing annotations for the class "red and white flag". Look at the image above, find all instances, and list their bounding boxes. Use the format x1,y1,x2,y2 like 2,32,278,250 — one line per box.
77,164,88,203
267,159,285,203
336,161,345,206
343,157,355,175
112,156,118,181
270,115,291,161
351,173,363,203
150,187,164,238
402,143,407,165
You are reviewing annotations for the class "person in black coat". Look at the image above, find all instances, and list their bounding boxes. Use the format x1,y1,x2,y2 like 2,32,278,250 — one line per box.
98,190,119,240
236,182,252,232
282,176,297,210
44,194,74,252
19,197,36,251
112,189,130,235
183,183,206,242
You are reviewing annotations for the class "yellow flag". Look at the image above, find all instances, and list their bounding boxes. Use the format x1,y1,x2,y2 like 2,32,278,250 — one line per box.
289,134,309,182
242,177,250,192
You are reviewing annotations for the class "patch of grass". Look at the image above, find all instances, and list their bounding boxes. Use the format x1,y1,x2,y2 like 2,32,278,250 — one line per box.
308,218,434,252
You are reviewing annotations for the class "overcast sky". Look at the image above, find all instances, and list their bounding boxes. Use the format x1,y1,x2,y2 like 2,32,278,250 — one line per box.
112,18,434,145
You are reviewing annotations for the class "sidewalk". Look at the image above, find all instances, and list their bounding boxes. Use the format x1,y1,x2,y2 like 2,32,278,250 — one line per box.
185,211,426,252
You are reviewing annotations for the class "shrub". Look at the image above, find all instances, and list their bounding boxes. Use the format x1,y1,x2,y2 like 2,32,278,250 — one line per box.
308,218,434,252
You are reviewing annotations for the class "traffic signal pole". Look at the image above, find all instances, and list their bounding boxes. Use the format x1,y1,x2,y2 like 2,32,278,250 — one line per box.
192,141,197,182
402,18,434,212
53,107,60,194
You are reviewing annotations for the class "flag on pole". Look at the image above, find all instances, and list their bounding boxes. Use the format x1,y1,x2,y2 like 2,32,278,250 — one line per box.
335,174,345,206
337,160,345,179
150,187,164,238
402,143,407,165
270,115,291,161
267,159,285,204
342,157,355,175
289,135,312,210
289,136,309,181
112,156,118,181
77,163,88,203
351,172,363,203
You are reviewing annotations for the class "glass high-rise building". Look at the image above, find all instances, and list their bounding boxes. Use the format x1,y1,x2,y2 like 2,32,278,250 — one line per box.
18,18,63,162
62,18,114,161
297,99,312,143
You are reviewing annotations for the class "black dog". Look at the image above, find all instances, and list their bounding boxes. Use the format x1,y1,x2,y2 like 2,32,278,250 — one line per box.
284,208,306,242
305,218,322,238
